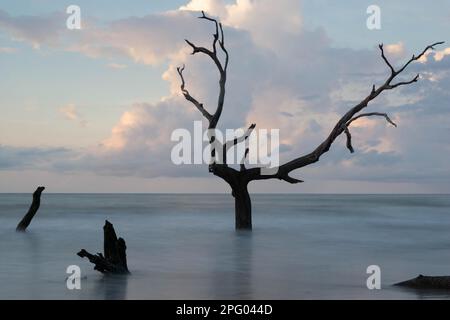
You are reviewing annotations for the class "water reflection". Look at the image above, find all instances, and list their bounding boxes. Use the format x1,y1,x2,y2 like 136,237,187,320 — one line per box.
92,274,129,300
394,286,450,300
210,230,254,299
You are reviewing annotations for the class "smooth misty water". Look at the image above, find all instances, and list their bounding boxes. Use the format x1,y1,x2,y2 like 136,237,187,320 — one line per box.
1,193,450,300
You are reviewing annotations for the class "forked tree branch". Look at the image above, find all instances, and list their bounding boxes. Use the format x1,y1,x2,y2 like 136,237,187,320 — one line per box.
178,11,229,130
199,10,219,54
343,127,354,153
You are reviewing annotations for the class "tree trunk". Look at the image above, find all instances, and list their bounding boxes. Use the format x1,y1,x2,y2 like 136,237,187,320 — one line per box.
16,186,45,232
78,220,130,274
233,184,252,230
210,164,253,230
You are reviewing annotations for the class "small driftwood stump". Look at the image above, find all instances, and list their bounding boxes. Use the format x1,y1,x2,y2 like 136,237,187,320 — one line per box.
16,186,45,232
395,275,450,289
77,220,130,274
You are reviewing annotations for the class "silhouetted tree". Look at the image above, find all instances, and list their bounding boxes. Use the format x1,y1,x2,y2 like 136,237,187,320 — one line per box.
178,11,443,230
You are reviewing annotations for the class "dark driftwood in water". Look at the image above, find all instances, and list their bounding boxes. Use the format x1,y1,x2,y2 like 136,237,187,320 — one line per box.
395,275,450,289
77,220,130,274
16,186,45,232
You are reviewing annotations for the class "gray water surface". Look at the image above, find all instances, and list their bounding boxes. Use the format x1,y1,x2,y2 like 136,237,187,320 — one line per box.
1,193,450,299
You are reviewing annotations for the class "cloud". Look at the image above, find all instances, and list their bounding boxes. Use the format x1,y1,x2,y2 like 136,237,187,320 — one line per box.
1,1,450,190
385,42,405,58
418,45,450,63
65,11,212,65
434,47,450,62
180,0,303,50
0,46,17,53
0,145,74,170
107,63,127,69
59,104,87,127
82,5,443,184
0,10,65,48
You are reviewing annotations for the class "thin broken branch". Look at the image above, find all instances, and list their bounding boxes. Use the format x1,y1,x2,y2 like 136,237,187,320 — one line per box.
344,127,354,153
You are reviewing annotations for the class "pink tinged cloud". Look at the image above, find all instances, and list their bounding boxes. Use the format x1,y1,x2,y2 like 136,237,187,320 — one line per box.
1,0,450,189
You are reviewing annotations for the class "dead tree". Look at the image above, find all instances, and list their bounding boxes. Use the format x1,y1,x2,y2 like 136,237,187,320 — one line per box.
78,220,130,274
178,11,443,230
16,186,45,232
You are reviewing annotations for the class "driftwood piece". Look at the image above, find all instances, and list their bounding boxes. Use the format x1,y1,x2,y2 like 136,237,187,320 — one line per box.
77,220,130,274
395,275,450,289
16,186,45,232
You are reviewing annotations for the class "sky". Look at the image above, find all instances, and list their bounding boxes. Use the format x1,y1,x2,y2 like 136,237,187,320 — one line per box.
0,0,450,193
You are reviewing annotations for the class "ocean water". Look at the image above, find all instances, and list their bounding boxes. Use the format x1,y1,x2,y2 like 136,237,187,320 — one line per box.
1,193,450,300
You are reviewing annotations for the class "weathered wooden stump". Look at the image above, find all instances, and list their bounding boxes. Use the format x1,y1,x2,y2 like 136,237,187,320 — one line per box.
395,274,450,289
16,186,45,232
77,220,130,274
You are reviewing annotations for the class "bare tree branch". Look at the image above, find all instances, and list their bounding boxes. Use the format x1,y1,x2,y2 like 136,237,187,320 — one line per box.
344,127,354,153
177,65,212,121
178,11,229,130
243,41,444,183
379,44,395,75
387,74,419,89
347,112,397,128
199,10,219,54
222,123,255,165
224,124,256,150
240,148,249,171
396,42,444,74
218,22,229,71
340,112,397,153
184,39,223,73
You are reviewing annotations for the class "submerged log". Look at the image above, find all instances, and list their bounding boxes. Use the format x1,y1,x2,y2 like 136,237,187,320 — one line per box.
16,186,45,232
395,274,450,289
77,220,130,274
